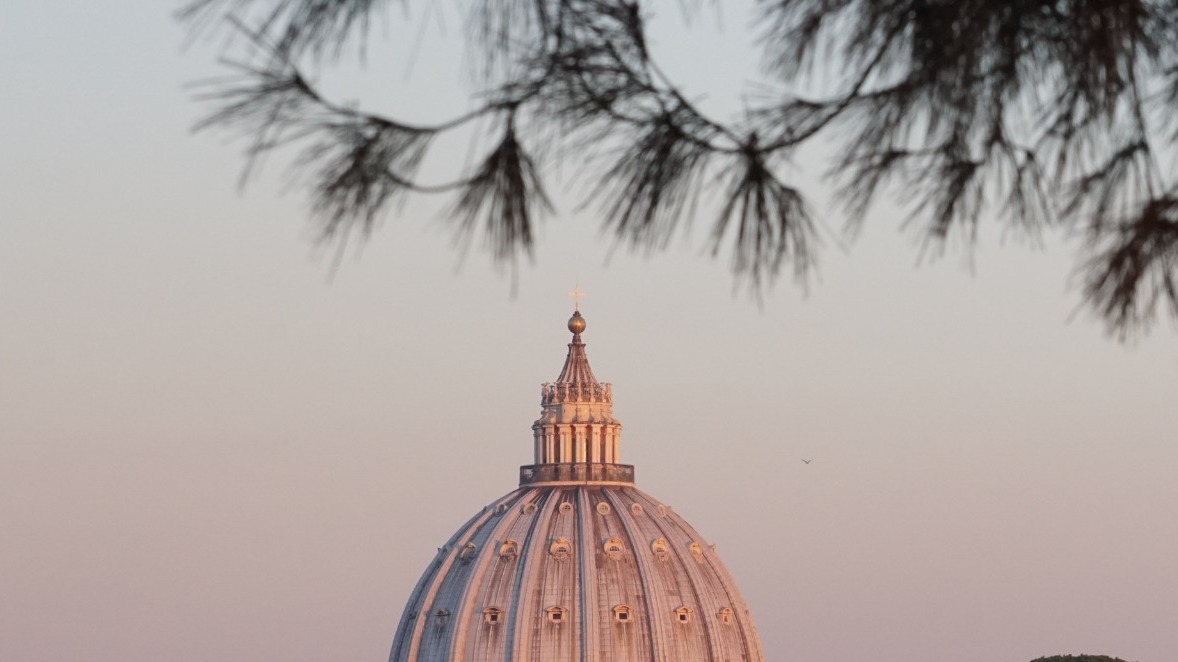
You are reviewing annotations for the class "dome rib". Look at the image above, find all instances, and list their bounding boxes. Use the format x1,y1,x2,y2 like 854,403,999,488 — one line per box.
573,489,595,661
636,490,704,659
503,491,543,657
659,511,719,657
449,492,526,660
649,500,765,660
601,488,665,658
511,487,570,661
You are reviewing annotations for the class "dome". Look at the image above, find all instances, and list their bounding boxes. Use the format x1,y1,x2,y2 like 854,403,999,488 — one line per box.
388,309,764,661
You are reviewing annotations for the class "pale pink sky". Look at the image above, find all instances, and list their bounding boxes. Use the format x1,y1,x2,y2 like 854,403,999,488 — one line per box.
1,4,1175,662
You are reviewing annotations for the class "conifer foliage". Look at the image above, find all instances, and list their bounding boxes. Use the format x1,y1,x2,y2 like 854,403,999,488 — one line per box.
182,1,1178,337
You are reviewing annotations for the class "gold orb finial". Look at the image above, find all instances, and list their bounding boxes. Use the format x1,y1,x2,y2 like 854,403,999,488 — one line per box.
568,310,587,334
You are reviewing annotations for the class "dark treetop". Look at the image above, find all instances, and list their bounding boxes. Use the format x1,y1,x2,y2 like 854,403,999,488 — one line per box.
1031,655,1136,662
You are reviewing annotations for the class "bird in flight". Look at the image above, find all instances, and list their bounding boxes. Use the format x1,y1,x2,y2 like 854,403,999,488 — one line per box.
801,459,813,465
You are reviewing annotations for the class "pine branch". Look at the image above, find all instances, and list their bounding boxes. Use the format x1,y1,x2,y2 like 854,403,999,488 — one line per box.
449,118,553,264
712,141,816,287
1083,196,1178,337
595,112,714,250
182,0,1178,338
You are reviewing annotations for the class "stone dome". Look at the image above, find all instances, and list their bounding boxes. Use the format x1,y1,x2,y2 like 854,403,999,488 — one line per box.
388,310,764,661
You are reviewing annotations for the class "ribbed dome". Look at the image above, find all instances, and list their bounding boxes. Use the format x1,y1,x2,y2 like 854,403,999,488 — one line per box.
388,309,764,661
389,486,762,661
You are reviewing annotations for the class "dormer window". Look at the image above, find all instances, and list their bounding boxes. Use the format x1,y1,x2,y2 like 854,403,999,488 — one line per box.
674,607,692,624
603,537,624,560
459,542,478,563
499,539,518,559
718,607,734,625
550,537,572,559
433,608,450,627
546,606,567,624
483,607,503,625
613,605,632,623
651,538,670,562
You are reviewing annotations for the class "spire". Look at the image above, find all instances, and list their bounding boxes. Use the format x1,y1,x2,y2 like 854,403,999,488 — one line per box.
520,307,632,486
554,311,599,385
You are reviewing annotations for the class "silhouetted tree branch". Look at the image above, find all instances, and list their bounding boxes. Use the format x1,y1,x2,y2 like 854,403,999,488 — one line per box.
182,0,1178,338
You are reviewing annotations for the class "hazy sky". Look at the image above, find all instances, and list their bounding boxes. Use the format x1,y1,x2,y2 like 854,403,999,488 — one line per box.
2,3,1176,662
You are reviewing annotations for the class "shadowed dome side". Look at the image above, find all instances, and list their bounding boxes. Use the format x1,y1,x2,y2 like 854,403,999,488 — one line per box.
388,486,763,661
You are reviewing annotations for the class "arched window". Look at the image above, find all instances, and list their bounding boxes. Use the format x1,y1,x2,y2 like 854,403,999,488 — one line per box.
651,538,670,562
499,539,518,559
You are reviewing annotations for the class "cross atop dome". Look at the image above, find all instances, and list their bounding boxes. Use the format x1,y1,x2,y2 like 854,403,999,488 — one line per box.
567,283,587,311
